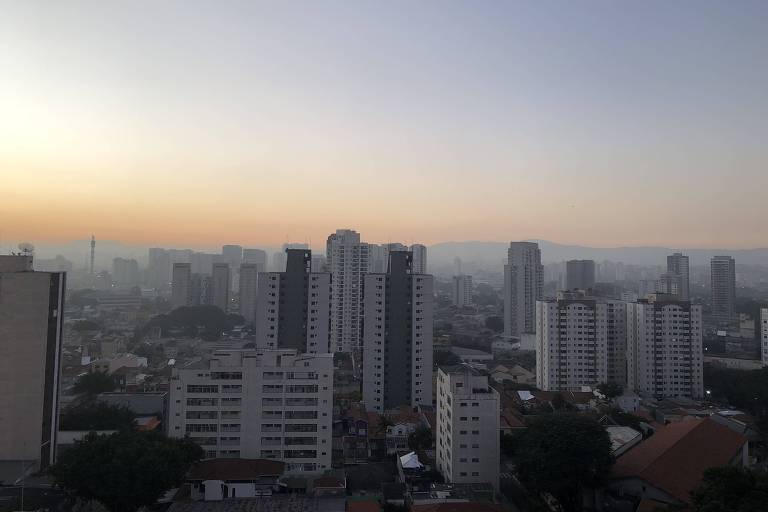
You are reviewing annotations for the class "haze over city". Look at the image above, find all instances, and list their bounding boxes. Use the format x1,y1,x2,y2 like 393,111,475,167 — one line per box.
3,1,768,248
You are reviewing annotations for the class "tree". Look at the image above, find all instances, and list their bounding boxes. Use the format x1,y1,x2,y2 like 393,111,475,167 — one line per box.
551,392,567,411
60,402,136,431
49,430,203,512
74,372,115,396
692,466,768,512
513,413,613,512
597,382,623,399
377,416,394,435
73,320,101,332
484,315,504,333
407,426,434,451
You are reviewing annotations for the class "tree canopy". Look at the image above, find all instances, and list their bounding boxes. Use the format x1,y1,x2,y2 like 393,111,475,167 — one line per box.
49,431,203,512
513,413,613,512
597,382,623,399
484,315,504,333
74,372,116,396
692,466,768,512
138,305,241,340
408,426,434,451
433,350,462,368
60,402,136,431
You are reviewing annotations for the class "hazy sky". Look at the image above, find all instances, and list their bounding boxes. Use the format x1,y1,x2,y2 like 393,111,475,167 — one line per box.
2,1,767,249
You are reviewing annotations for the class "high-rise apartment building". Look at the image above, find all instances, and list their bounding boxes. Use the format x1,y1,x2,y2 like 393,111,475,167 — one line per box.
239,263,259,324
211,263,231,312
171,263,193,308
503,242,543,337
627,295,703,399
656,272,683,297
168,349,333,474
711,256,736,326
410,244,427,274
112,257,139,285
0,255,65,470
147,248,172,288
666,253,690,300
761,308,768,367
436,366,499,491
243,248,267,269
222,245,243,269
362,251,433,412
565,259,595,291
326,229,370,353
535,291,627,391
452,275,473,307
256,249,331,354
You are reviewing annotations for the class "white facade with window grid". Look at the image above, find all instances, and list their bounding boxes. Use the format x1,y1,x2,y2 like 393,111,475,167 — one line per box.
168,349,333,475
436,367,499,491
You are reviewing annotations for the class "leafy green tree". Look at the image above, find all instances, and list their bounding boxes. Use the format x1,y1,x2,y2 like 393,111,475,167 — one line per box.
597,382,623,399
407,426,434,451
513,413,613,512
484,315,504,333
74,372,115,396
377,416,394,435
49,431,203,512
692,466,768,512
60,402,136,431
551,392,567,411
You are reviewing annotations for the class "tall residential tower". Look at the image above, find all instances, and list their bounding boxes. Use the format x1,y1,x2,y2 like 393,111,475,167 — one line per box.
503,242,543,338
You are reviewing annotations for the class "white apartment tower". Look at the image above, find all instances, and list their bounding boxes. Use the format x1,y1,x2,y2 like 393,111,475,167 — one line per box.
0,256,65,470
504,242,543,337
239,263,259,324
452,275,473,307
168,349,333,475
362,251,433,412
535,291,627,392
436,366,500,491
255,249,331,354
626,295,703,399
326,229,370,353
410,244,427,274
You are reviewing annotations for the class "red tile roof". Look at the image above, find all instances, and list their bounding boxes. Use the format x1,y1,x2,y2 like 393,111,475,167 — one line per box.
411,503,503,512
347,502,381,512
313,476,345,488
500,409,526,429
612,418,747,503
187,458,285,481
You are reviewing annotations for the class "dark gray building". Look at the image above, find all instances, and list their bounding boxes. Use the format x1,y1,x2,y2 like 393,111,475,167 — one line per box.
711,256,736,327
565,259,596,290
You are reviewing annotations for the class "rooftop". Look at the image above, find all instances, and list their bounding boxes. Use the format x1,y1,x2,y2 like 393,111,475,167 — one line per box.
187,459,285,481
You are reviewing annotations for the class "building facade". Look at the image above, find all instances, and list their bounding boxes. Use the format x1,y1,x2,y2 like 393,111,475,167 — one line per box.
0,255,65,470
211,263,231,312
666,253,690,300
239,263,259,324
761,308,768,367
326,229,370,353
255,249,331,354
168,349,333,475
410,244,427,274
565,259,596,291
362,251,433,412
503,241,543,337
436,366,500,491
536,292,627,391
626,295,704,399
452,275,473,307
171,263,193,308
711,256,736,327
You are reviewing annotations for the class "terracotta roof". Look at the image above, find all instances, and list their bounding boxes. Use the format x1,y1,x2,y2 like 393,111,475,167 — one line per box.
411,503,503,512
187,458,285,481
500,409,526,429
612,418,747,503
389,405,422,425
346,403,369,423
314,476,345,488
531,390,593,404
347,502,380,512
367,411,386,439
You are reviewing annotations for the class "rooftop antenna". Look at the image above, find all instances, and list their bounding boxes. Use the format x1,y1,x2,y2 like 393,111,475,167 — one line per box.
90,235,95,274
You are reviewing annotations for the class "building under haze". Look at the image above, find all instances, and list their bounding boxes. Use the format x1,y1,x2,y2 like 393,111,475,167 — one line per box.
326,229,370,353
627,294,703,399
238,263,259,324
565,259,596,291
168,349,333,474
112,257,139,285
242,248,267,268
761,308,768,367
711,256,736,327
255,249,331,353
211,262,231,312
410,243,427,274
362,251,433,412
666,253,690,300
535,291,627,392
503,242,543,338
436,366,499,491
0,255,65,471
171,263,193,308
452,274,473,307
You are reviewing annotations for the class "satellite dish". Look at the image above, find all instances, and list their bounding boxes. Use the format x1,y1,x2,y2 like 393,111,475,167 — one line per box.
18,242,35,255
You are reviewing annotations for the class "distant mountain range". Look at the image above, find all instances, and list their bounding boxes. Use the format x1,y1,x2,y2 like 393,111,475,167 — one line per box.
428,240,768,267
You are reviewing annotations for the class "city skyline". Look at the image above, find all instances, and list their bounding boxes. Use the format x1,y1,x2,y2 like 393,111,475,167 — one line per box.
3,1,768,248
